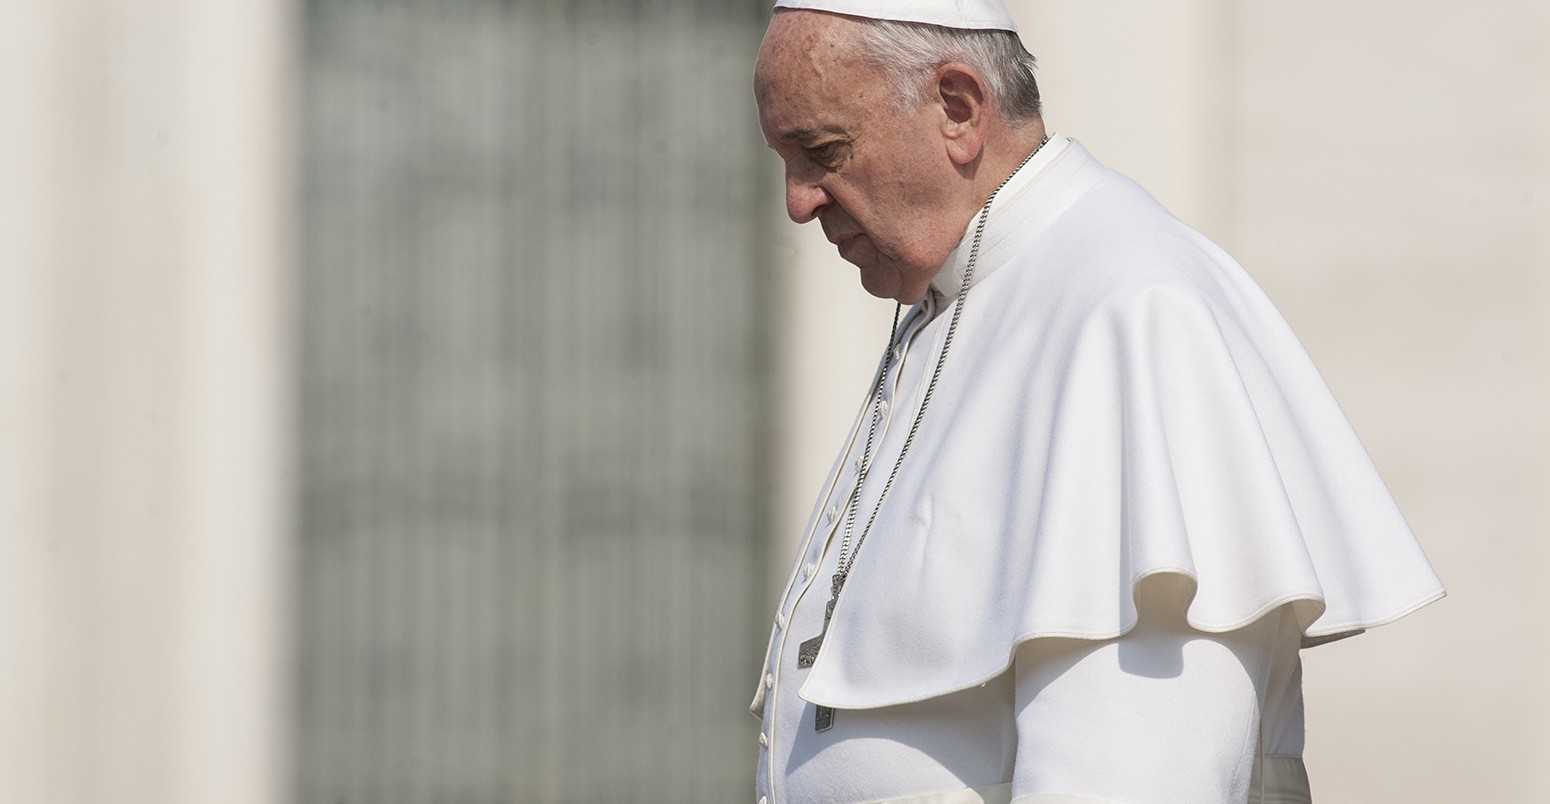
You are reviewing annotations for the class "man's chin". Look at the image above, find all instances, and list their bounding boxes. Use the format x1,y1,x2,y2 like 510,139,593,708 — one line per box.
856,266,929,305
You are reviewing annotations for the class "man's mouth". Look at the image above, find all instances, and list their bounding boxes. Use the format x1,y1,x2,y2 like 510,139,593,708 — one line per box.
831,233,866,261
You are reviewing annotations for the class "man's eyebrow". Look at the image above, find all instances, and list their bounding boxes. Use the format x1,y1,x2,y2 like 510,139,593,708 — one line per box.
773,127,842,145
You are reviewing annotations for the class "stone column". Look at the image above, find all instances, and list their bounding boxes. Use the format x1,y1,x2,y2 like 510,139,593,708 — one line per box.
0,2,295,803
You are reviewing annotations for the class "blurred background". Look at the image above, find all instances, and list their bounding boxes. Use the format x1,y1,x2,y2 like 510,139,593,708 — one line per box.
1,1,1544,802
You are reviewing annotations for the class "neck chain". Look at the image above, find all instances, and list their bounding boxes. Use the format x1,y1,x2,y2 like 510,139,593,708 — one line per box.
835,134,1047,583
799,135,1050,732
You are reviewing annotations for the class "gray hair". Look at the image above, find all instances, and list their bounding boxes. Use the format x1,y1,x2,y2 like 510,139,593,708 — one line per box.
850,20,1042,123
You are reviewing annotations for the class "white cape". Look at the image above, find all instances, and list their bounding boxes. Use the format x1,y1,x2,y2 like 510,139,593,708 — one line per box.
793,139,1445,711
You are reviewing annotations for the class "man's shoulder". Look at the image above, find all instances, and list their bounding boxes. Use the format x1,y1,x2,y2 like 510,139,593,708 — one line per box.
966,177,1271,362
1056,171,1225,272
1005,188,1244,317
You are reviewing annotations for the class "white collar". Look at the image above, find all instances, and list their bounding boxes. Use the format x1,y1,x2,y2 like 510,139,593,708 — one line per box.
927,132,1073,303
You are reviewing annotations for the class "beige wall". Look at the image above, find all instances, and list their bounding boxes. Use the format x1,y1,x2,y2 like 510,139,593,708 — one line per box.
774,2,1550,800
7,1,1543,799
0,2,295,802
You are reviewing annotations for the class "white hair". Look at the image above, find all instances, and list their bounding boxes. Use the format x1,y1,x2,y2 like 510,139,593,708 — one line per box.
850,20,1042,123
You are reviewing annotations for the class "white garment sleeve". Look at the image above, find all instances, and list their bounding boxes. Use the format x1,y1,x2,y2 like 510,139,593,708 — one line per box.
1010,579,1282,804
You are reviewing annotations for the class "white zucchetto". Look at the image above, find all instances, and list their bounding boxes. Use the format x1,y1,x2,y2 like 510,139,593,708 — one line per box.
772,0,1018,32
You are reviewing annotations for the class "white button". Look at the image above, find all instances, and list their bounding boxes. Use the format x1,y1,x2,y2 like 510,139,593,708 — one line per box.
825,506,839,523
758,732,769,747
878,398,891,416
760,797,769,804
893,345,905,360
854,456,865,472
801,562,816,579
765,673,774,689
775,613,787,629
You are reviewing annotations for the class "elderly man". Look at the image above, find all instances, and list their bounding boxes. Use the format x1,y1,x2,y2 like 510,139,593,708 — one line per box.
748,2,1444,803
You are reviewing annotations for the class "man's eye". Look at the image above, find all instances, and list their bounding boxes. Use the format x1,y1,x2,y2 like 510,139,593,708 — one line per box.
808,142,845,165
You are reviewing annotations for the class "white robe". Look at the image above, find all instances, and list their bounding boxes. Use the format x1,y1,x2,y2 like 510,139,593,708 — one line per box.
752,136,1444,803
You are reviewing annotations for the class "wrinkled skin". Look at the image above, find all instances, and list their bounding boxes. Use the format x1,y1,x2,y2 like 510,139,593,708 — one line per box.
754,10,1040,303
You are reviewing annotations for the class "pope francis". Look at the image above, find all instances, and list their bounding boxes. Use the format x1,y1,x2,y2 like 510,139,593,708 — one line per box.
748,2,1445,803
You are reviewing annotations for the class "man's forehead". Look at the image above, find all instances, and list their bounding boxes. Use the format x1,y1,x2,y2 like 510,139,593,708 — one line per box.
755,13,874,141
757,78,853,147
757,68,881,150
757,11,847,72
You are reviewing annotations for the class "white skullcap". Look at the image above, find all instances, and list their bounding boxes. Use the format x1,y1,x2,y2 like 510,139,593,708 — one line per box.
772,0,1018,32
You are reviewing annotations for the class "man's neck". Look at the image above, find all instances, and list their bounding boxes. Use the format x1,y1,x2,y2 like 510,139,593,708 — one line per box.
972,118,1048,208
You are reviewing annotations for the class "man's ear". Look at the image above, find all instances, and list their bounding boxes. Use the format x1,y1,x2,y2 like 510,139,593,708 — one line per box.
935,64,987,166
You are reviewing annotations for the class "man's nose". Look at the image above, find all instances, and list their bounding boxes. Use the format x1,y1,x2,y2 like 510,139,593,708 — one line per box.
785,172,832,224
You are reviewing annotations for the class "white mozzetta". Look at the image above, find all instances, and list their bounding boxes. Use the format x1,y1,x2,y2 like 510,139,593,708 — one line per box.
761,138,1444,714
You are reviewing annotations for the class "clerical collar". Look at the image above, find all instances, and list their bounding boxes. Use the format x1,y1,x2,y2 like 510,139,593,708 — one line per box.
928,132,1072,304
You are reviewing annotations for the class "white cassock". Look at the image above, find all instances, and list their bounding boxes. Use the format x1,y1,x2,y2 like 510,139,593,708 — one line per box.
751,135,1445,804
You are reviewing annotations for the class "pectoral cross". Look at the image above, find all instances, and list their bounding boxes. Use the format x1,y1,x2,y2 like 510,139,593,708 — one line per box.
797,574,845,731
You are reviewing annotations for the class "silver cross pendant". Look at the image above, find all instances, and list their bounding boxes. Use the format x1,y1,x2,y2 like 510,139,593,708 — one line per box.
797,575,845,731
796,596,835,669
